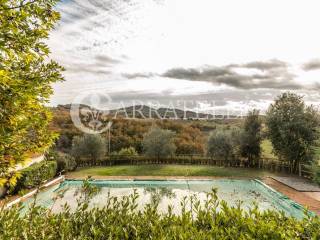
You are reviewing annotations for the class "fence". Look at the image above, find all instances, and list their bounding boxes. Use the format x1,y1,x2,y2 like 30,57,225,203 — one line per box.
299,164,313,178
75,154,313,177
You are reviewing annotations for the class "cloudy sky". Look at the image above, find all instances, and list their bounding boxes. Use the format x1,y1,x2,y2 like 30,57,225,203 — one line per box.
50,0,320,114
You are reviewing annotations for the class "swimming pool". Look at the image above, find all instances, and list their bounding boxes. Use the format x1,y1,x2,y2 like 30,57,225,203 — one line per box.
22,179,307,218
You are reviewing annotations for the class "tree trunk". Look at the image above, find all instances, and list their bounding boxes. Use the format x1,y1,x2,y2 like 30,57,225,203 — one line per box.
293,159,299,174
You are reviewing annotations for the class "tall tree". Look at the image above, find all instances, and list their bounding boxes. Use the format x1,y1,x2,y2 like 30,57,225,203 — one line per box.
266,92,319,173
0,0,63,187
142,127,176,160
240,110,262,167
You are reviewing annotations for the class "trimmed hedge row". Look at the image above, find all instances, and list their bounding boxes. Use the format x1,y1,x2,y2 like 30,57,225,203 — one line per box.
1,188,319,239
14,161,57,192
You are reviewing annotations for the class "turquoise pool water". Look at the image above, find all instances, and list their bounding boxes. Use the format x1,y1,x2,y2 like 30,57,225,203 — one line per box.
22,179,307,218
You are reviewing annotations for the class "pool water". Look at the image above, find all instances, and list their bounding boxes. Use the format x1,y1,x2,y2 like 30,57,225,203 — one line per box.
22,179,307,218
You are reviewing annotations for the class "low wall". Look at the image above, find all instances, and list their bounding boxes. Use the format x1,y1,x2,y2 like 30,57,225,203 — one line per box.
5,176,65,208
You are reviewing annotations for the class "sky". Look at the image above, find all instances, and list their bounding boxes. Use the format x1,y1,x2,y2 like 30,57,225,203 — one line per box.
49,0,320,114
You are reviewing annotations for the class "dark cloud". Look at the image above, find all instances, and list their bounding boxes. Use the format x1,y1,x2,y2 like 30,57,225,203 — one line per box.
123,59,299,90
302,59,320,71
123,73,156,79
161,60,300,90
164,67,231,80
238,59,287,71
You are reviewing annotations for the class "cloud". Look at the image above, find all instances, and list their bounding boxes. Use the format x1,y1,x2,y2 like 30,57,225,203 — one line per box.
163,66,299,89
123,73,156,79
302,59,320,71
238,59,288,71
125,60,301,90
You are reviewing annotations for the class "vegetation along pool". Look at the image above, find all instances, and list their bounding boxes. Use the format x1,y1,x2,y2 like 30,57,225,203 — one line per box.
22,179,308,219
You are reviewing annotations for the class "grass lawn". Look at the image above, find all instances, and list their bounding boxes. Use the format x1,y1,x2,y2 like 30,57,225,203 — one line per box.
67,164,279,179
261,139,320,164
261,139,277,159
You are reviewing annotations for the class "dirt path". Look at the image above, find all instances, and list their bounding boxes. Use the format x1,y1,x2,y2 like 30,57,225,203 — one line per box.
263,177,320,216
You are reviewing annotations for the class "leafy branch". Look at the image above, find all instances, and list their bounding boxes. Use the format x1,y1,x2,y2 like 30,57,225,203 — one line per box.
0,0,39,11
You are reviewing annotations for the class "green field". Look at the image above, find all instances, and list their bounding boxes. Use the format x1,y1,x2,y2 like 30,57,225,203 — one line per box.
67,164,278,179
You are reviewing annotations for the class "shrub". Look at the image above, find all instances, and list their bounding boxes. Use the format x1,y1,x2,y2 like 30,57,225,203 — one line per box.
118,147,138,156
1,189,319,239
56,153,77,173
14,161,57,192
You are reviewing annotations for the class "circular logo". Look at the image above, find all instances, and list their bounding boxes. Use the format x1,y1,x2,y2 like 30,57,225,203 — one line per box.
70,91,113,134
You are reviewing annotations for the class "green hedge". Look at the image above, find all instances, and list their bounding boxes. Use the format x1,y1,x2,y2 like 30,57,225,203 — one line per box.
1,189,319,239
15,161,57,192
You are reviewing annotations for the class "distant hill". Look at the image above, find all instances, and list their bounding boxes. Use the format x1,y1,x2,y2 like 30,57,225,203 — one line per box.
55,104,244,120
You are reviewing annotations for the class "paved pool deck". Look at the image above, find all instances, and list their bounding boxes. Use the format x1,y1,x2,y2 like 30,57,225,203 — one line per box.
264,178,320,215
271,176,320,192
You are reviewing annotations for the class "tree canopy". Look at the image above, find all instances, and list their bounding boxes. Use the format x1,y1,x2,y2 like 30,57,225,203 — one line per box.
0,0,63,186
266,92,319,173
142,127,176,159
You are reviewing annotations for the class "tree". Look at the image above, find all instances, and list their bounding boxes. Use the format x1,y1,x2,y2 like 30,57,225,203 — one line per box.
266,92,319,173
142,127,176,160
240,110,262,167
0,0,63,187
207,130,232,163
207,129,243,166
71,134,106,165
175,126,205,155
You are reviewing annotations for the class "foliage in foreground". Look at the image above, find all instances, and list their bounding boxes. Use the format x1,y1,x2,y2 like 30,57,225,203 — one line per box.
0,189,319,240
0,0,63,186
